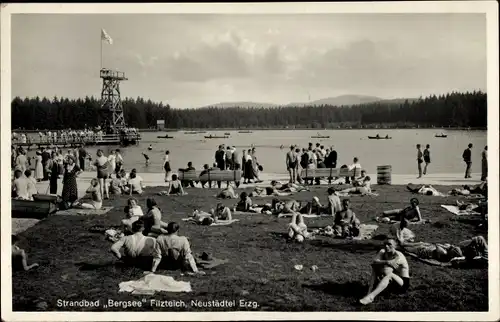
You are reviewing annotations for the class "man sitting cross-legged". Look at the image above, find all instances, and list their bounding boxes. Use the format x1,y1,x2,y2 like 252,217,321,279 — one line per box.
149,222,205,275
333,199,361,238
360,238,410,305
110,220,156,266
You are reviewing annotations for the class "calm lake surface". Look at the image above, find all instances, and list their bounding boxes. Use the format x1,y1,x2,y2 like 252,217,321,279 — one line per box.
28,129,487,176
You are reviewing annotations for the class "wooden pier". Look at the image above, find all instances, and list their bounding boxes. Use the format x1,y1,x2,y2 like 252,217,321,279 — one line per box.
12,133,141,149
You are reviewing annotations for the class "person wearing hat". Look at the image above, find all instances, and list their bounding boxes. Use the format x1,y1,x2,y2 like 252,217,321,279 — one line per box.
286,145,298,184
379,198,423,223
150,222,204,274
61,155,82,206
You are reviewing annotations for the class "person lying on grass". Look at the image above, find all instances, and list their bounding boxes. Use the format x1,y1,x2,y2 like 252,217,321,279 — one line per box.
128,172,144,195
406,183,446,196
122,198,144,233
166,174,186,195
359,238,410,305
216,184,238,199
449,181,488,196
190,204,233,225
333,199,361,238
378,198,423,223
12,235,39,271
72,178,102,210
110,220,156,264
234,192,253,212
288,212,312,243
402,236,488,265
337,176,372,195
142,198,169,237
149,222,205,275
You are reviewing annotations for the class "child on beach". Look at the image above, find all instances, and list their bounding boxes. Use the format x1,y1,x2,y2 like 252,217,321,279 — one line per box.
24,170,38,200
142,152,150,166
122,198,144,233
73,178,102,210
163,151,171,182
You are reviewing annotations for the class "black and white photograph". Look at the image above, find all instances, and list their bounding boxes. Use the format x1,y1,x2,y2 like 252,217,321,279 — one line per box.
1,2,499,321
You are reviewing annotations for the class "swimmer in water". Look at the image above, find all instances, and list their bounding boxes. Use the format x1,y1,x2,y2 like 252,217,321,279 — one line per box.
147,144,153,151
280,145,284,149
142,152,150,166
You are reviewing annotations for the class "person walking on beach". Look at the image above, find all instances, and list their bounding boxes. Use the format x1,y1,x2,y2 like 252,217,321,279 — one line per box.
163,151,171,182
416,144,423,178
423,144,431,175
462,143,473,179
286,145,298,184
481,146,487,181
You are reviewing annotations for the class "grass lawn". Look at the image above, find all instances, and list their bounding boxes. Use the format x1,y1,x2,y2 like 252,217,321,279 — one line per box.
12,184,488,312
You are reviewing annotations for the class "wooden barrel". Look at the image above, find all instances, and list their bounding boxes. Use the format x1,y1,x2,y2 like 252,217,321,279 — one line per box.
377,165,392,185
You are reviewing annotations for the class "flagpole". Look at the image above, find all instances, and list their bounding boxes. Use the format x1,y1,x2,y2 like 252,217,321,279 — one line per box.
100,33,103,70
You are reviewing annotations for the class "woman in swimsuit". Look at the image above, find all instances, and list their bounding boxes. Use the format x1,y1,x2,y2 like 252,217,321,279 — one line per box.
73,178,103,210
380,198,423,223
142,198,169,237
166,174,185,195
94,149,110,200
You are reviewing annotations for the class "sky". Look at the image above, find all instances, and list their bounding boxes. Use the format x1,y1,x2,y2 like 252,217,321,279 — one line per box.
11,13,487,109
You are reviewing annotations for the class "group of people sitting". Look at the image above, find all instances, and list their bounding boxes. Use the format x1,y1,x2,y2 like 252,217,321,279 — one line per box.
112,198,205,275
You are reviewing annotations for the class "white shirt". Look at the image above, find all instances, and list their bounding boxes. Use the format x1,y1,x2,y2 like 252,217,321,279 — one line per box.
129,176,143,193
375,249,410,278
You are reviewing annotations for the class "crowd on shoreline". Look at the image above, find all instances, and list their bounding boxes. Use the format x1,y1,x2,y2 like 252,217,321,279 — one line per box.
11,127,140,145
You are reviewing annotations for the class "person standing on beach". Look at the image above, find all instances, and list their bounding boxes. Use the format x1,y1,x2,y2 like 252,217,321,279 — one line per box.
115,149,124,174
416,144,423,178
232,147,241,170
481,146,487,181
286,145,298,184
78,145,87,171
163,151,171,182
423,144,431,175
462,143,473,179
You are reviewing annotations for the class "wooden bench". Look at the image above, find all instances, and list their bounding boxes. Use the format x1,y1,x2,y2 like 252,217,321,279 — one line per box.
299,168,362,185
177,169,243,187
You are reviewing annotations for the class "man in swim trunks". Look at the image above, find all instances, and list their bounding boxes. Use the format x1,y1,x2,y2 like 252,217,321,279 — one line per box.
286,145,298,184
360,238,410,305
12,235,39,271
380,198,423,223
333,199,361,238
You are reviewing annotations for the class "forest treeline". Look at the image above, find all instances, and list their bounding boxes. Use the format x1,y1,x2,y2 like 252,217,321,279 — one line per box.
11,91,486,130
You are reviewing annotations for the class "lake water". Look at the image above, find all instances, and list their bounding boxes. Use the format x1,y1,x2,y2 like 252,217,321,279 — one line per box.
24,129,487,176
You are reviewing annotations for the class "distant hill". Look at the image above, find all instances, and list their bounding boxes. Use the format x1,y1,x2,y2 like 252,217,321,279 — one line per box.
201,95,417,109
201,102,278,109
286,94,383,107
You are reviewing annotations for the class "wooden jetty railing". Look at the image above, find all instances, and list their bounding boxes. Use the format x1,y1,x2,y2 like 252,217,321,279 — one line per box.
12,133,141,148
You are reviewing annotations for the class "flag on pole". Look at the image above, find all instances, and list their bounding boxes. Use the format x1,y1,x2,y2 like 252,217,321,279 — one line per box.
101,29,113,44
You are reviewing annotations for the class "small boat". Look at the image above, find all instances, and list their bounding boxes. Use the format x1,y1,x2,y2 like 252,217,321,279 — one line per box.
435,134,448,138
157,135,174,139
184,131,198,134
368,135,392,140
205,135,229,139
238,130,253,133
311,133,330,139
224,132,231,136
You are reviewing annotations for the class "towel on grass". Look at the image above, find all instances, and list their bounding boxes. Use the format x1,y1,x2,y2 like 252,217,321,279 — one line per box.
157,191,188,196
278,212,331,218
335,191,380,197
119,273,192,295
54,206,114,216
353,224,379,240
232,206,264,215
12,218,40,235
182,218,240,226
441,205,481,216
